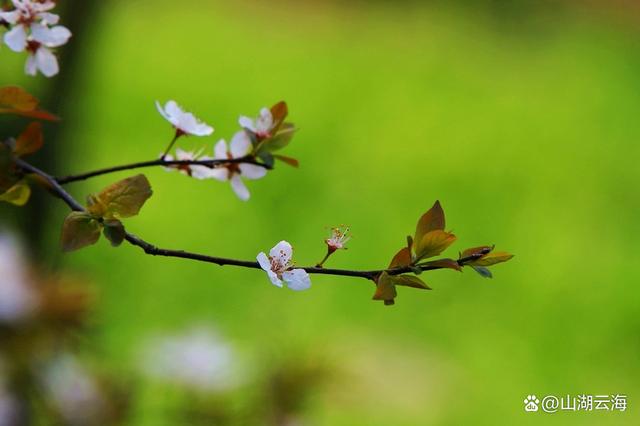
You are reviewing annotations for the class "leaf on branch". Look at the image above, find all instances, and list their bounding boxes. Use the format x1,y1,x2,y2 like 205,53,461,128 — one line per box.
373,272,397,305
273,154,299,168
460,245,494,259
414,200,445,244
420,258,462,271
469,251,514,267
103,219,126,247
270,101,288,132
391,274,431,290
61,212,102,252
258,123,296,153
0,86,59,121
87,174,153,219
14,122,43,157
414,230,457,260
388,247,412,268
0,180,31,206
471,265,493,279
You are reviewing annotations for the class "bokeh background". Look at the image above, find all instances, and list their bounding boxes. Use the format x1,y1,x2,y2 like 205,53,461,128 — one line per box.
1,0,639,425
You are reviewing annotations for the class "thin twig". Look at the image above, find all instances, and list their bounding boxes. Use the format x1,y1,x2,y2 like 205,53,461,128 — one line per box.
55,156,271,184
16,158,474,282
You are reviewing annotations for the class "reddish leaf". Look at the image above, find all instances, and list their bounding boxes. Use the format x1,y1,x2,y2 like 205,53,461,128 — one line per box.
372,272,397,305
421,258,462,271
14,122,43,157
460,245,493,259
61,212,102,252
388,247,411,268
270,101,288,131
390,274,431,290
0,86,38,111
414,200,445,244
273,154,299,168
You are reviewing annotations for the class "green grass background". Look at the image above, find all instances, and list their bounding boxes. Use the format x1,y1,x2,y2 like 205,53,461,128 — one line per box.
3,1,640,424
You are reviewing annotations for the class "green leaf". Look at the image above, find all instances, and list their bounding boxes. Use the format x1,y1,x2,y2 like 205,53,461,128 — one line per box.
14,122,43,157
390,274,431,290
258,123,296,153
470,251,514,267
61,212,102,252
373,272,397,305
257,151,275,168
414,201,445,245
0,180,30,206
103,219,125,247
87,174,153,219
414,230,457,260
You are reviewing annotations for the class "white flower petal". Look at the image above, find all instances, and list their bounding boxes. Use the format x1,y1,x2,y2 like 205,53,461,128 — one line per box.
24,54,37,76
213,139,228,159
257,252,271,272
4,25,27,52
0,10,20,25
229,130,251,158
256,107,274,133
207,168,229,182
238,116,255,132
230,174,249,201
269,241,292,265
37,12,59,25
190,165,215,180
156,101,173,123
282,269,311,291
164,100,182,122
31,24,70,47
35,47,59,77
239,163,267,180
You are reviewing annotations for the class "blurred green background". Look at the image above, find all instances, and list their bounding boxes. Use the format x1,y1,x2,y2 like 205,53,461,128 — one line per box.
2,0,640,424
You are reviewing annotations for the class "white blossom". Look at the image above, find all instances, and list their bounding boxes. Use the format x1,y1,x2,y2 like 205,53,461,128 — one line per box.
141,327,235,392
39,354,106,425
162,148,216,180
239,107,275,139
208,130,266,201
155,100,214,137
257,240,311,291
1,1,70,78
0,233,36,323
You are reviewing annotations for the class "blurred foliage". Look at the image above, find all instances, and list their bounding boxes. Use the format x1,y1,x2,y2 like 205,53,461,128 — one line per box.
1,0,640,425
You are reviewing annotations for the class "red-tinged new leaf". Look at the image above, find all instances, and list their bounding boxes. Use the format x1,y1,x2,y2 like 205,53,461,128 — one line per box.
273,154,299,168
414,200,445,244
388,247,411,268
460,245,493,259
0,86,38,111
61,212,102,252
414,230,457,260
373,272,397,305
270,101,288,132
470,252,514,267
0,86,59,121
0,180,31,206
14,122,43,157
420,258,462,271
390,274,431,290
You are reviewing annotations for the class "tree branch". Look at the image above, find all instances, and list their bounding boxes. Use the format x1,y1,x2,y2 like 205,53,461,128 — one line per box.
16,158,476,282
55,156,271,184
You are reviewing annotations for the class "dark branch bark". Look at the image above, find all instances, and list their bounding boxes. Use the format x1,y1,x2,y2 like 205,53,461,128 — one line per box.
55,156,271,184
16,158,474,282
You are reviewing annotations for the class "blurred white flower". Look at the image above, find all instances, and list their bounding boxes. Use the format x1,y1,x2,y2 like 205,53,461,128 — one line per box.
39,354,105,426
163,148,216,180
0,233,36,323
209,131,266,201
239,107,275,139
257,240,311,291
1,1,70,78
142,327,235,392
326,226,351,252
155,100,214,137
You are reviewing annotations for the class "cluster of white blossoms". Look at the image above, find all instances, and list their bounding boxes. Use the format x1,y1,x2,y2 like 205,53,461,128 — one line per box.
0,0,71,77
156,100,272,201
